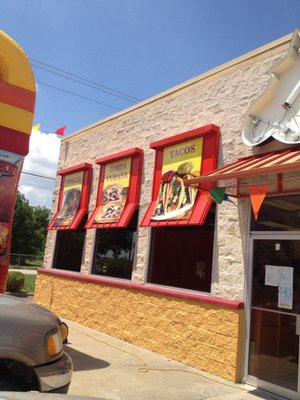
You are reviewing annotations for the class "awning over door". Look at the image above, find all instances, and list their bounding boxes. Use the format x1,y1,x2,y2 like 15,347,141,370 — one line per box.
184,147,300,196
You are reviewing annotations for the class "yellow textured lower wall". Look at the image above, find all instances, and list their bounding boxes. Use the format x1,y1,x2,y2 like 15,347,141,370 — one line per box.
34,273,244,382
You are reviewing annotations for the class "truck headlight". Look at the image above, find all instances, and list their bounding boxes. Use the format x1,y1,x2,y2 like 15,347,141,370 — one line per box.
47,331,63,356
60,321,69,343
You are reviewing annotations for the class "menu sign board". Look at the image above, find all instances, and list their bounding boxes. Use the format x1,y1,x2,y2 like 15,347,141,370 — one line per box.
53,171,84,227
152,138,202,221
94,157,131,223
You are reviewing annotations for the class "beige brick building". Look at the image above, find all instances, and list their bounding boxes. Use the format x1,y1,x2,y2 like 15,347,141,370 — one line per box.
35,30,300,399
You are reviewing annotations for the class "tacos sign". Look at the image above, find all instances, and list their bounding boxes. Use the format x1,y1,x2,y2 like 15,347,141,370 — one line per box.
94,157,131,223
152,138,202,221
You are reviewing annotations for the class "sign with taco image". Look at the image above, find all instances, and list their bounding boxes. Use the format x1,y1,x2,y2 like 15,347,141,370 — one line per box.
53,171,83,227
94,157,131,223
152,137,202,221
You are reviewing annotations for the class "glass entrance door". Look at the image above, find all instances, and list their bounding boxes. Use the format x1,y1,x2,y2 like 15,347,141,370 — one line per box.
247,237,300,397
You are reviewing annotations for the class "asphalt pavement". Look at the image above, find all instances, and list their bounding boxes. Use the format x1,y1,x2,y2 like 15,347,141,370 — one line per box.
64,320,286,400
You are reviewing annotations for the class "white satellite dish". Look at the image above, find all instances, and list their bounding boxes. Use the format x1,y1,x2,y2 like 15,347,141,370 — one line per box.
242,28,300,146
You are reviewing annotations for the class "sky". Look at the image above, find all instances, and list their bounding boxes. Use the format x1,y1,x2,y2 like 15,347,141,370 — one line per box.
1,0,300,207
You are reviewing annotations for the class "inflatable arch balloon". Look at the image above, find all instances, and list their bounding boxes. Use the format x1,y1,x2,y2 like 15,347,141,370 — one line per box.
0,30,36,292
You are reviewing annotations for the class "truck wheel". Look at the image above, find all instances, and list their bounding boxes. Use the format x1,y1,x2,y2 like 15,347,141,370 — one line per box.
0,370,23,391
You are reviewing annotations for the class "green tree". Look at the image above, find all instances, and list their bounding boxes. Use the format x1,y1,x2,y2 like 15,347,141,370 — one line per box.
11,191,50,256
31,205,51,256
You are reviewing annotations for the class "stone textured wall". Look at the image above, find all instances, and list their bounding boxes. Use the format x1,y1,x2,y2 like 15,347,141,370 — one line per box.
42,41,289,301
34,272,244,382
35,37,293,383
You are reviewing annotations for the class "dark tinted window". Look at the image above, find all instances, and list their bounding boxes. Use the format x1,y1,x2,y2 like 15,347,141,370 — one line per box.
251,195,300,231
53,230,85,272
148,205,215,292
91,211,138,279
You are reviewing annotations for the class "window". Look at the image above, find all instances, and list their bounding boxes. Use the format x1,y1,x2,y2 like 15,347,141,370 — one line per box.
251,194,300,231
52,216,87,272
148,204,216,292
91,211,138,279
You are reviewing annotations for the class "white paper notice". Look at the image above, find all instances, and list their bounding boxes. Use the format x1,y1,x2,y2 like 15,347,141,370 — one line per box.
279,267,293,289
265,265,279,287
278,286,293,309
278,266,294,310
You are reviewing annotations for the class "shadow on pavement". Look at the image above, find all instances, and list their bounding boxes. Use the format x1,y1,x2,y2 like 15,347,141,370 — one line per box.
65,345,110,372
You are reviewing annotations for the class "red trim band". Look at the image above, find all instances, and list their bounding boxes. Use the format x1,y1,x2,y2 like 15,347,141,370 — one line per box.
37,268,244,310
57,162,92,176
0,81,35,112
0,126,29,155
150,124,220,149
96,147,143,165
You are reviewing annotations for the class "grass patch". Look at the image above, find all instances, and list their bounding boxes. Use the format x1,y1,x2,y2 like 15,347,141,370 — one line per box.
23,274,37,293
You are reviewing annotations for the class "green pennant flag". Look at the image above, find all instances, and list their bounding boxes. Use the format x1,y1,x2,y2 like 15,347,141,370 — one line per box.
209,187,226,204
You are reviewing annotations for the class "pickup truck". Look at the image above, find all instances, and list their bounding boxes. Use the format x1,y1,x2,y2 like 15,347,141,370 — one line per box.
0,294,72,393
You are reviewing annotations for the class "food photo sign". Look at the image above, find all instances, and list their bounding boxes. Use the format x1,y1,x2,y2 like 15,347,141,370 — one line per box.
48,163,92,231
152,138,202,221
93,157,131,223
141,125,220,227
86,148,143,229
52,171,83,227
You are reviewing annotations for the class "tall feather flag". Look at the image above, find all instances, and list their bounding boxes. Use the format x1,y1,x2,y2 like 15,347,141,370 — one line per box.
55,126,67,135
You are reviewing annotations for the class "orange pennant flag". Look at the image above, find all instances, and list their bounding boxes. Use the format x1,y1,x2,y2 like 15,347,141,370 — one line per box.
248,185,268,220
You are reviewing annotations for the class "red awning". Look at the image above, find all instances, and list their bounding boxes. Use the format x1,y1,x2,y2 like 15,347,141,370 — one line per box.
48,163,92,230
85,148,143,229
184,147,300,194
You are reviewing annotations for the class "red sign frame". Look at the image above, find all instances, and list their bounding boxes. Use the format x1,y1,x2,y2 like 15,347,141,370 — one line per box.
86,148,143,229
140,124,220,227
48,162,92,230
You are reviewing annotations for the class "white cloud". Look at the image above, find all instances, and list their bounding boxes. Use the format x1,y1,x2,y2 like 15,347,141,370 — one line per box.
18,130,61,208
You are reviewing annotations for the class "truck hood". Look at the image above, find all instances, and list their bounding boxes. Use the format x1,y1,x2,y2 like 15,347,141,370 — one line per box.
0,294,62,365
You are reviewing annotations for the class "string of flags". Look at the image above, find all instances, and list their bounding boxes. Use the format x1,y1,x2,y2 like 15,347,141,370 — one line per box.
32,123,67,136
205,185,268,220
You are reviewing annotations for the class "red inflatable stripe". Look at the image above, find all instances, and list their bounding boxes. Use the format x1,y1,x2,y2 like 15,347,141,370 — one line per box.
0,81,35,113
0,126,30,155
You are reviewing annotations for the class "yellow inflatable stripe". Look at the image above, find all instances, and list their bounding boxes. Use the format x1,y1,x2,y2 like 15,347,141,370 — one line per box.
0,31,35,92
0,103,33,134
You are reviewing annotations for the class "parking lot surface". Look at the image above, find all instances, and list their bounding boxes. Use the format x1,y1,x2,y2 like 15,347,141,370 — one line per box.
64,320,283,400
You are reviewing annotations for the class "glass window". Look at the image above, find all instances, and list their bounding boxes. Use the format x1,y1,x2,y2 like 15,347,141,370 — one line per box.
148,205,215,292
52,216,87,272
91,211,138,279
251,194,300,231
